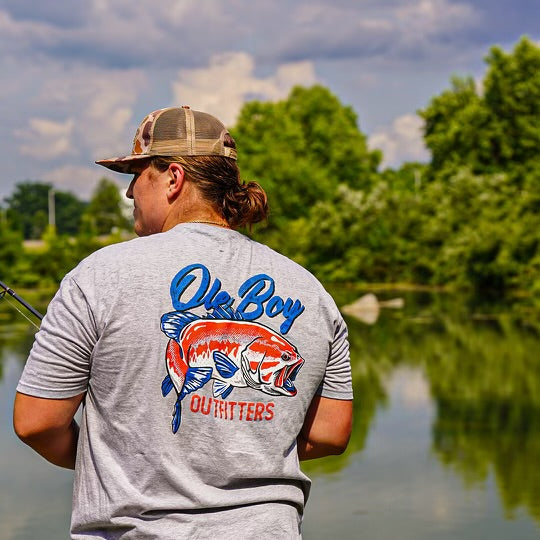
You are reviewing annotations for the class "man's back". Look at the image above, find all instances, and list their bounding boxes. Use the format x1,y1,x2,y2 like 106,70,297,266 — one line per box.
18,223,352,538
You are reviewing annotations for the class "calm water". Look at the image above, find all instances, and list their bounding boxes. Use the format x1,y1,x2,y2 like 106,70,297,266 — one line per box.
1,290,540,539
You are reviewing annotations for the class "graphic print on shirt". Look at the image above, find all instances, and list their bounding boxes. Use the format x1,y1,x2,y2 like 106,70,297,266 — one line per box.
160,263,306,433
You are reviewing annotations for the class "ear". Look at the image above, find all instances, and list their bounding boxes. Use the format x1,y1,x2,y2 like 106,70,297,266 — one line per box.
166,163,185,201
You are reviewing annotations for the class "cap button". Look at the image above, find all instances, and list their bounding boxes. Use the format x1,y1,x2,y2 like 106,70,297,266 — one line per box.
182,105,191,109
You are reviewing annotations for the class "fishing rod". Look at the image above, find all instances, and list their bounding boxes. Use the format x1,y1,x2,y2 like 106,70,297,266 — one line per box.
0,279,44,325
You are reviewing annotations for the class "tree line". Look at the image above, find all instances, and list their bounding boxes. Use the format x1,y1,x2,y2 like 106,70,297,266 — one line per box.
1,37,539,297
0,178,131,287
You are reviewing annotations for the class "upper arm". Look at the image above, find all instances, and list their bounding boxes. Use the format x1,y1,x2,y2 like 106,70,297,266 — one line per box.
298,394,353,459
13,391,85,440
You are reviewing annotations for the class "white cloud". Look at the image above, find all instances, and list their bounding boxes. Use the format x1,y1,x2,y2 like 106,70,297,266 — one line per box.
368,114,429,168
80,89,139,160
395,0,478,35
13,66,146,167
0,0,535,202
0,8,58,54
42,164,121,201
172,52,317,126
400,369,431,410
17,117,74,159
274,0,480,65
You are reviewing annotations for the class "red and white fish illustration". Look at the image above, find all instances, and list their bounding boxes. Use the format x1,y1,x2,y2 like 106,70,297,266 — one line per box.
160,310,304,433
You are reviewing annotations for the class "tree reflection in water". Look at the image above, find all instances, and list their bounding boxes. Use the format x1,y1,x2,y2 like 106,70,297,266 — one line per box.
426,313,540,522
304,289,540,525
2,290,540,524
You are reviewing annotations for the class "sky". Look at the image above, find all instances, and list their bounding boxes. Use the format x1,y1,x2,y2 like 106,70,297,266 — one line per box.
0,0,538,201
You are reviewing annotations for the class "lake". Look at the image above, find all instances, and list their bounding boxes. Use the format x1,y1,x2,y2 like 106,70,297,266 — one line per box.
1,289,540,539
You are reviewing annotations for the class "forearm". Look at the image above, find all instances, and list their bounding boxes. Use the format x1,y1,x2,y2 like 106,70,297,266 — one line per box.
18,419,80,469
297,432,347,461
14,391,85,469
297,396,353,461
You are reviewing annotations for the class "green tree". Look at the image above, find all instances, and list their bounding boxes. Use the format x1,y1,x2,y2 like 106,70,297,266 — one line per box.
419,37,540,173
0,210,23,282
4,182,53,239
55,191,88,236
482,37,540,169
83,178,131,236
233,85,380,228
4,181,86,238
419,76,486,172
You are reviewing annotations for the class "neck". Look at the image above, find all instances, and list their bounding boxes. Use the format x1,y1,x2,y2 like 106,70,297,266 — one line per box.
182,218,230,228
162,182,231,230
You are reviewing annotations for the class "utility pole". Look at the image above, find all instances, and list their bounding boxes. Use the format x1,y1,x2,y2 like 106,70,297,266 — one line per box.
48,188,56,233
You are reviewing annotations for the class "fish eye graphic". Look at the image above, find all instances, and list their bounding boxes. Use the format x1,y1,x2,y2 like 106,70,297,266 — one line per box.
281,352,291,361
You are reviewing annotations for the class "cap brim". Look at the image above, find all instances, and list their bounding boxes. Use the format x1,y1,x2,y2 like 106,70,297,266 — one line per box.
95,154,152,174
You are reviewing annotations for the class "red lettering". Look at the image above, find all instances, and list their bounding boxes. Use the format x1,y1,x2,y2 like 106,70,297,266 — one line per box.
254,402,265,421
201,396,212,415
228,401,237,420
238,402,247,420
190,397,275,422
246,402,255,421
219,399,225,419
265,402,274,420
190,394,201,412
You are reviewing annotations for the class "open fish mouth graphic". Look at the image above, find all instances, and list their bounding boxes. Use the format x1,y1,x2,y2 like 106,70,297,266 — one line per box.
274,361,304,396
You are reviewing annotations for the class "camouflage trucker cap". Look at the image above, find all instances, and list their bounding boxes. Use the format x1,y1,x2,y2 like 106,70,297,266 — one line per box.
96,106,237,173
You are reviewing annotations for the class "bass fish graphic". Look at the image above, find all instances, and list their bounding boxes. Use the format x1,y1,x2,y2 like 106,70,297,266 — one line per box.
160,309,305,433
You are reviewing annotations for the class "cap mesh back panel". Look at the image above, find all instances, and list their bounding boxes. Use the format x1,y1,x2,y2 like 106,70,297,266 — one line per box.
194,112,223,138
155,109,187,141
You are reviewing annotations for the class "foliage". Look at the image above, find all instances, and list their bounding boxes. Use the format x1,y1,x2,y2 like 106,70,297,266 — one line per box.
0,215,23,282
248,37,540,297
419,36,540,174
425,311,540,521
233,85,380,229
83,178,131,235
4,182,87,239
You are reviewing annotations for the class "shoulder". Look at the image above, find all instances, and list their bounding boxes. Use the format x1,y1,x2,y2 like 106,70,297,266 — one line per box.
257,239,332,295
71,233,165,272
244,235,340,313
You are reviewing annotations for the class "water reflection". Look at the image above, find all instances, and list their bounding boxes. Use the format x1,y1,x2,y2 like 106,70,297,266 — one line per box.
0,304,38,375
426,314,540,522
304,290,540,528
2,290,540,535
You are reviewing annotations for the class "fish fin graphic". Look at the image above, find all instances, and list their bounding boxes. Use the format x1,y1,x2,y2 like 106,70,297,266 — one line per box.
180,367,213,398
161,311,199,339
213,351,239,378
221,386,234,399
207,305,244,321
172,397,182,433
161,374,174,397
213,379,234,399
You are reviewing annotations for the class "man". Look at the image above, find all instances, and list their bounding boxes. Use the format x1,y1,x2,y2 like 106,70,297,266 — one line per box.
14,106,353,539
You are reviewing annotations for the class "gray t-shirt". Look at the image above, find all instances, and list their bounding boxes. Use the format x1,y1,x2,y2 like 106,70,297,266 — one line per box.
17,224,352,539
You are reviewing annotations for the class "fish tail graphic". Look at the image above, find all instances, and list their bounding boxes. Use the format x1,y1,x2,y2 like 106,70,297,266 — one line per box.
170,367,213,432
172,396,182,433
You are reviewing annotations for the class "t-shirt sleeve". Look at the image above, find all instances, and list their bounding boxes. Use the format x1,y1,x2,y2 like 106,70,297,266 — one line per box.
316,313,353,400
16,274,97,399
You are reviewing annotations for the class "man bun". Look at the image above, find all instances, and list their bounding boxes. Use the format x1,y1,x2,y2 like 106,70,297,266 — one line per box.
222,180,268,228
